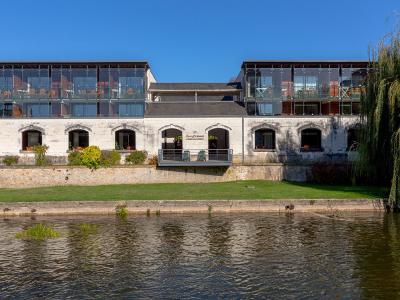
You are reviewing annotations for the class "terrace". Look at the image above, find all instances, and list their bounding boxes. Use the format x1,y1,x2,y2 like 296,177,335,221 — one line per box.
243,60,368,116
158,149,233,167
0,61,148,118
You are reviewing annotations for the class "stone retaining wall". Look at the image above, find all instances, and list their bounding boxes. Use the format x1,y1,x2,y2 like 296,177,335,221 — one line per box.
0,199,385,216
0,164,311,188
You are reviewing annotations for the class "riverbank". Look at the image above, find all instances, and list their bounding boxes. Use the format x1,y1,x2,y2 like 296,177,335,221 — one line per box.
0,199,385,216
0,181,387,202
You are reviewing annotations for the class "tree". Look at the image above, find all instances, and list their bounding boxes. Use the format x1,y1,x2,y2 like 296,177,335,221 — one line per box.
357,30,400,211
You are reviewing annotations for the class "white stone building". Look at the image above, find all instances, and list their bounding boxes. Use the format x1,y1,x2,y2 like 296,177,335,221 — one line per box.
0,60,365,166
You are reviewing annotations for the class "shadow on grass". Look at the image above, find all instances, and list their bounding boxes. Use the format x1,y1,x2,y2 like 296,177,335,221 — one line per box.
284,181,389,198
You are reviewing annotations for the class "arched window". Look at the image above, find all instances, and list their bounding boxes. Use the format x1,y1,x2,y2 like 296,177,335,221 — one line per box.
22,130,42,151
347,128,360,151
68,130,89,150
301,129,322,151
115,129,135,150
255,129,276,150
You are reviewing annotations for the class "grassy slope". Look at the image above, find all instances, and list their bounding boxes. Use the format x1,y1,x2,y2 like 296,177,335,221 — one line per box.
0,181,388,202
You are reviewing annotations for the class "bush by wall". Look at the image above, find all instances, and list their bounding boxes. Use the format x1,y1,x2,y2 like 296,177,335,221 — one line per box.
33,145,49,166
100,150,121,167
125,150,147,165
2,156,19,166
80,146,102,169
68,151,83,166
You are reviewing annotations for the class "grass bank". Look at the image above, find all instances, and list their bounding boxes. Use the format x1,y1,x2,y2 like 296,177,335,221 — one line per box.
0,181,388,203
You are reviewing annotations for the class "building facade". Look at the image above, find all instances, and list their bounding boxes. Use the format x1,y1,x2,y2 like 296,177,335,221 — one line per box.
0,60,366,166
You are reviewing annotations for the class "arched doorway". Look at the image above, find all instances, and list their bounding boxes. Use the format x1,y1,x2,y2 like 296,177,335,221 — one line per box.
161,128,183,160
208,128,229,160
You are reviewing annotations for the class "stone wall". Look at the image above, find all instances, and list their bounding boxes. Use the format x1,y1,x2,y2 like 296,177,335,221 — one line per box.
0,164,311,188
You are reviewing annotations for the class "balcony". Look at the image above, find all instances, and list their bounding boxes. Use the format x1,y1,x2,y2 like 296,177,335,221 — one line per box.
158,149,233,167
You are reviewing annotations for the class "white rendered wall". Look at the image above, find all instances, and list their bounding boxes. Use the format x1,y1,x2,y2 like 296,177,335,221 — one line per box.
0,116,360,162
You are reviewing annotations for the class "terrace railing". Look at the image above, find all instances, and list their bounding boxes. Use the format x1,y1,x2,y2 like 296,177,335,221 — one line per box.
158,149,233,167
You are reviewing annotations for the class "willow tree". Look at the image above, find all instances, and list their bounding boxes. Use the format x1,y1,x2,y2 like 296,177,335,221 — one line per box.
358,31,400,211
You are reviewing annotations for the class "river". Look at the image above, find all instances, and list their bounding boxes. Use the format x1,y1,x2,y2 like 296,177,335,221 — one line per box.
1,212,399,299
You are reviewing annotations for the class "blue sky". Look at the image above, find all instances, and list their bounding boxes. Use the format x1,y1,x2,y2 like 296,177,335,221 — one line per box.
1,0,398,82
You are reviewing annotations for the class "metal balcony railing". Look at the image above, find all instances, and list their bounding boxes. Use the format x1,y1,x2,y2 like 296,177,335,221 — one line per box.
158,149,233,167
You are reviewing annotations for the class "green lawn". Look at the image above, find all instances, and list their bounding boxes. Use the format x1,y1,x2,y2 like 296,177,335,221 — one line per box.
0,181,388,202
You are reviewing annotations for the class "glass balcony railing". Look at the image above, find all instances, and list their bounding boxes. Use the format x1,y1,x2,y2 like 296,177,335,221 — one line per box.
158,149,233,167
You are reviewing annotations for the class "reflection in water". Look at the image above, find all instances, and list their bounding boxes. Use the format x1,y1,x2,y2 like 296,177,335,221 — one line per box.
0,213,400,298
352,213,400,299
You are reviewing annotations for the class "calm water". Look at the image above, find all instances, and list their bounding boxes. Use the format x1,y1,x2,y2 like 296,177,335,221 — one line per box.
1,212,400,299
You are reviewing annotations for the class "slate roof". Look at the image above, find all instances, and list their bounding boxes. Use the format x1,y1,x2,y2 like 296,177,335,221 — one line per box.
145,102,246,116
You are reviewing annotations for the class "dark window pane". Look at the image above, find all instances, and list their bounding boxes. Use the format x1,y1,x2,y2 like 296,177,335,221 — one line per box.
255,129,275,150
22,130,42,150
301,129,322,151
69,130,89,149
115,130,136,150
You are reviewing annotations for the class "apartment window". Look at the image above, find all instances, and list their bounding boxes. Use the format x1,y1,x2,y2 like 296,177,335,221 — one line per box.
119,77,144,99
71,103,97,117
0,102,13,117
22,130,42,150
347,128,360,151
23,103,50,117
341,102,352,115
255,129,276,150
118,102,144,117
304,103,320,115
294,103,320,115
301,129,322,151
256,103,273,115
115,129,135,150
69,130,89,150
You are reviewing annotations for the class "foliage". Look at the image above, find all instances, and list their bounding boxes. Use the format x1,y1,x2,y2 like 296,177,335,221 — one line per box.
33,144,49,166
310,163,352,185
357,30,400,211
100,150,121,167
80,146,102,169
2,155,19,166
208,135,218,141
68,151,83,166
125,150,147,165
116,204,128,218
15,223,60,240
148,155,158,165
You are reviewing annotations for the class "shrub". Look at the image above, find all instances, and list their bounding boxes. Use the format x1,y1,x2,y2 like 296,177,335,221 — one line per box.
100,150,121,167
33,144,49,166
310,163,353,185
68,151,82,166
80,146,102,169
3,155,19,166
125,150,147,165
116,205,128,218
148,155,158,165
15,224,60,240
